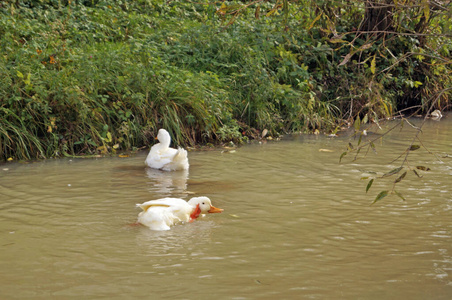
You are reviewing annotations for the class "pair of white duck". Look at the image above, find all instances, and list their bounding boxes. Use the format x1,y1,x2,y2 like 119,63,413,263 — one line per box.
137,129,223,231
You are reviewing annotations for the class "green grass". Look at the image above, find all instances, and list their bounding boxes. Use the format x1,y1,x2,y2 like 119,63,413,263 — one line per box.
0,0,450,161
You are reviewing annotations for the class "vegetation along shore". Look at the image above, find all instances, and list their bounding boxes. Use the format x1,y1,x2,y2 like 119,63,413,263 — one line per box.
1,0,450,161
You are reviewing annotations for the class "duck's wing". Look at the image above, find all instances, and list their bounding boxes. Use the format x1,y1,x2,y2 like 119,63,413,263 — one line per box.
145,145,180,170
136,198,187,212
136,198,192,229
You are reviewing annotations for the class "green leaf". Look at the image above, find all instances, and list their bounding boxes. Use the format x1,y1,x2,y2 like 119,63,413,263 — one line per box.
370,142,377,154
362,114,368,125
348,142,354,150
24,73,31,85
409,145,420,151
394,190,406,201
394,171,407,183
366,179,374,193
372,190,389,205
383,166,403,177
354,115,361,131
339,151,347,162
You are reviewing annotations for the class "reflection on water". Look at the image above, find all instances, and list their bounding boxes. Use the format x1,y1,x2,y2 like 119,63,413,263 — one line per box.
145,168,188,196
0,115,451,299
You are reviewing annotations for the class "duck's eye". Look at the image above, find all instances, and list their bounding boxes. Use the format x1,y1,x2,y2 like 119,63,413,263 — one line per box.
202,202,205,205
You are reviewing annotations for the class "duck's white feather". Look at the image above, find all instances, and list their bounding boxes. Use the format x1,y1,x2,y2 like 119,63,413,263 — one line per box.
145,129,189,171
137,198,192,231
136,197,223,231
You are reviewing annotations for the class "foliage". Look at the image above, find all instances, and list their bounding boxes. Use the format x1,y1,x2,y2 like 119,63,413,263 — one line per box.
0,0,451,162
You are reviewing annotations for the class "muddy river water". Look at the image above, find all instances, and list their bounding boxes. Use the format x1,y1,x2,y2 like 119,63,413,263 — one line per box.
1,116,451,299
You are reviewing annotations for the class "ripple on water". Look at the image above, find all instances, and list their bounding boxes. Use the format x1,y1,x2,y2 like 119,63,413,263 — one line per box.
0,117,451,299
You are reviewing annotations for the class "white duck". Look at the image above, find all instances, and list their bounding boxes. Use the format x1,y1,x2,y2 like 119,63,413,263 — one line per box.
145,129,189,171
136,197,223,231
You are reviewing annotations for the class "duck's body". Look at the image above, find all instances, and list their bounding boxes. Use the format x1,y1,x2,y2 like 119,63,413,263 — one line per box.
431,109,443,120
145,129,189,171
136,197,223,231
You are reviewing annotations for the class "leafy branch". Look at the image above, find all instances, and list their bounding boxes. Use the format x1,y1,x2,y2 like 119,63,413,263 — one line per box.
341,87,451,204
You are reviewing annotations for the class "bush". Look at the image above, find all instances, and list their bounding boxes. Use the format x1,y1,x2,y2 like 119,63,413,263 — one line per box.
1,0,450,161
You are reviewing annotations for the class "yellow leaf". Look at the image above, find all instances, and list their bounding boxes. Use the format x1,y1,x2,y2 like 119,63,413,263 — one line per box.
266,4,282,17
97,146,108,154
119,154,129,158
329,38,347,44
217,2,227,15
7,157,13,161
422,0,430,19
106,132,112,143
308,13,322,30
370,54,376,74
381,100,390,116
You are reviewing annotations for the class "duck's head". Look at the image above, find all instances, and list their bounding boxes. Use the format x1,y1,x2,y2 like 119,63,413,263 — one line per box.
188,196,223,220
157,129,171,147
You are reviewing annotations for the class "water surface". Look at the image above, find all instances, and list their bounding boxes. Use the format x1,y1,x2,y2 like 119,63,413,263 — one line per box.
1,115,451,299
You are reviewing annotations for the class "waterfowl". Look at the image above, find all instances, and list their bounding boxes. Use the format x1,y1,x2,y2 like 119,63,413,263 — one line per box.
431,109,442,120
145,129,189,171
136,197,223,231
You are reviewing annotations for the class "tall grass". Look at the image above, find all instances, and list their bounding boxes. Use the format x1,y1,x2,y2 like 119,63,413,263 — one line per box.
1,0,450,161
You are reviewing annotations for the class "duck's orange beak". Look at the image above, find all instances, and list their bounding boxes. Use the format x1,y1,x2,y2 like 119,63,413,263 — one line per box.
208,205,224,213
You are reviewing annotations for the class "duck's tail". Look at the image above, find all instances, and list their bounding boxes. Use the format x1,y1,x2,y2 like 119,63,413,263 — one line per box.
165,147,189,171
174,147,187,160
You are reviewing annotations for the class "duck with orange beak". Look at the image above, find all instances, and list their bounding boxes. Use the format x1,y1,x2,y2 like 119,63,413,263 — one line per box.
136,197,223,230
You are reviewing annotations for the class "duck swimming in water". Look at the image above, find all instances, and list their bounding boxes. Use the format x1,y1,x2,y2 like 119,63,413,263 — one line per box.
136,197,223,231
145,129,189,171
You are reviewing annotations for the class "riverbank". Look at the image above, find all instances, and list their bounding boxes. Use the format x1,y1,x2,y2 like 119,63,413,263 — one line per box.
1,1,450,161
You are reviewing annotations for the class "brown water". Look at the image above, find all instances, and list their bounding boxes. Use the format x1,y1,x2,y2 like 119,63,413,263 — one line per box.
1,116,451,299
